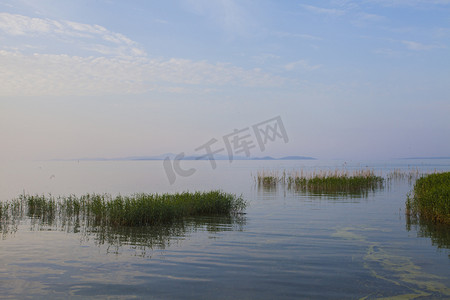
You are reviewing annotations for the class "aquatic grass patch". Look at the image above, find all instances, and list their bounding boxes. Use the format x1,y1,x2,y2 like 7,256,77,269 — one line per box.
256,168,384,195
290,169,383,194
0,191,247,227
93,191,246,226
25,194,57,223
1,193,247,254
386,168,420,182
255,170,282,187
406,172,450,224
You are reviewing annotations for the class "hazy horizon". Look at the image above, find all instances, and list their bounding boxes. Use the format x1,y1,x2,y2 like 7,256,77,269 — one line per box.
21,153,450,163
1,1,449,162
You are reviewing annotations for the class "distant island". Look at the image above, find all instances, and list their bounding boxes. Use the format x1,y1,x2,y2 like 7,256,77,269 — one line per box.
400,157,450,160
252,156,316,160
130,154,317,161
68,154,317,161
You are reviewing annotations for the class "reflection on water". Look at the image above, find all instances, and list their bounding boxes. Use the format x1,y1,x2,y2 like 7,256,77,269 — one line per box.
1,210,246,256
257,181,383,200
406,215,450,250
90,216,246,256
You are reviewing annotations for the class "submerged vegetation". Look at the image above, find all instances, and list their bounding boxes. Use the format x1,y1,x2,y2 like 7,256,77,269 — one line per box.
0,191,247,228
406,172,450,225
256,168,384,195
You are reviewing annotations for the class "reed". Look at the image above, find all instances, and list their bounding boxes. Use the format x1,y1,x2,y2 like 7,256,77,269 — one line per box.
255,170,280,187
406,172,450,224
0,191,247,227
256,168,384,194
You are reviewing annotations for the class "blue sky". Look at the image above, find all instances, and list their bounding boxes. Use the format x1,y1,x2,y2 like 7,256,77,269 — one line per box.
1,0,449,161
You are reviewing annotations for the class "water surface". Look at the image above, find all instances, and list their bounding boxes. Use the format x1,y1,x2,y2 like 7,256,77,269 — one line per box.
1,159,449,299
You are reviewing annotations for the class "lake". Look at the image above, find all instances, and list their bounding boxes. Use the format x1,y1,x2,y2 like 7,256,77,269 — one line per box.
1,159,449,299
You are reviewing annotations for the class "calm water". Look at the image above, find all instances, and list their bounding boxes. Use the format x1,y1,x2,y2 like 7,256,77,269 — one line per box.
1,159,449,299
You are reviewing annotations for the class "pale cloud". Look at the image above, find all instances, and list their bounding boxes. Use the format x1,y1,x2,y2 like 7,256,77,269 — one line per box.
0,13,145,57
0,50,285,96
272,31,323,41
364,0,450,7
251,53,281,65
0,13,285,96
284,60,322,71
373,48,402,57
153,18,169,24
0,13,52,35
183,0,253,37
301,4,346,16
434,27,450,38
401,40,441,51
356,12,385,22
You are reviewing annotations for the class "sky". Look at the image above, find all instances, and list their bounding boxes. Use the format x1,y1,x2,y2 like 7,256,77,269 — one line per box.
0,0,449,161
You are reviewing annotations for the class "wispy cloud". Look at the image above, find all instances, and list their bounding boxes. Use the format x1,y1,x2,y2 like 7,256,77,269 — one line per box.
365,0,450,7
0,13,286,96
0,50,285,96
0,13,51,35
300,4,346,16
434,27,450,38
373,48,403,57
300,3,386,27
251,53,280,65
284,60,322,71
183,0,252,37
153,18,169,24
0,13,145,57
272,31,322,41
401,40,442,51
356,12,386,22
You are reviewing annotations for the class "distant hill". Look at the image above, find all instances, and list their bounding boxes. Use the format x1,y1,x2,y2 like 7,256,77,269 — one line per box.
252,156,316,160
71,154,316,161
400,157,450,160
145,154,316,161
279,156,316,160
251,156,275,160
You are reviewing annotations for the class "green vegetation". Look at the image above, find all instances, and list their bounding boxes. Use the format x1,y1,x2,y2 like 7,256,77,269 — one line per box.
0,191,246,227
256,169,384,195
386,168,420,182
406,172,450,224
255,170,281,187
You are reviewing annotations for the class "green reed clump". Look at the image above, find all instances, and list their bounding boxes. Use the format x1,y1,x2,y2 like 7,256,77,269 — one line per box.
406,172,450,224
255,170,280,187
101,191,246,226
257,168,383,195
25,194,56,217
1,191,246,227
292,169,383,193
